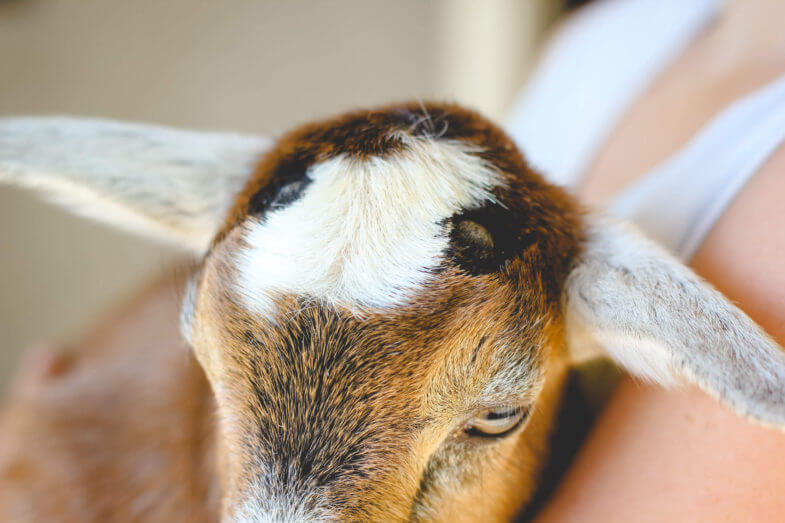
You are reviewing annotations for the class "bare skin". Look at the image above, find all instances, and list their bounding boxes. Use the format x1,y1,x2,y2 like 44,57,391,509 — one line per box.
538,0,785,520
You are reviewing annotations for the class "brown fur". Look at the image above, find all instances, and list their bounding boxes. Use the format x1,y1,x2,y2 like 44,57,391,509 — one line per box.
1,102,583,521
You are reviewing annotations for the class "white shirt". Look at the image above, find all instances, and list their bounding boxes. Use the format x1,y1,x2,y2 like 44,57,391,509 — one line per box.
506,0,785,260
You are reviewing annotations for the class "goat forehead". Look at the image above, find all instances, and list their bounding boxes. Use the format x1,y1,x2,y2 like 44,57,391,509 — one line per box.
193,103,584,333
233,138,502,317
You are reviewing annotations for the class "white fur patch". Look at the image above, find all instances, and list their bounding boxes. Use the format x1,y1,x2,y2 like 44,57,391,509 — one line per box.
235,137,502,315
233,476,333,522
233,497,330,523
0,116,270,252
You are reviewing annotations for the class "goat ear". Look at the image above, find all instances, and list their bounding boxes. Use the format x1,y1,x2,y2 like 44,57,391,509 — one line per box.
0,116,272,253
564,213,785,427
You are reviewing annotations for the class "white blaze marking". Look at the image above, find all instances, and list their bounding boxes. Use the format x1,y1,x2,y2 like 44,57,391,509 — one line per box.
235,137,502,315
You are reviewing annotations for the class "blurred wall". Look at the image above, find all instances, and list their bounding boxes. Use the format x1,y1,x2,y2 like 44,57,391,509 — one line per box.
0,0,561,393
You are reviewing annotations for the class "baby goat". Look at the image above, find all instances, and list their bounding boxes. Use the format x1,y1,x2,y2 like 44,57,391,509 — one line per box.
1,103,784,521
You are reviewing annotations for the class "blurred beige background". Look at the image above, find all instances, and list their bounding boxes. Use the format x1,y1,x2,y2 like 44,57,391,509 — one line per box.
0,0,564,393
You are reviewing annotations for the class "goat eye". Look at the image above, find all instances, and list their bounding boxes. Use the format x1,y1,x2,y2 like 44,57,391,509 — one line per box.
464,406,528,438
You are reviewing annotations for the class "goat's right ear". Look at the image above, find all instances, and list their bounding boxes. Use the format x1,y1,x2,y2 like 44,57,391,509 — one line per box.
0,116,272,253
564,214,785,428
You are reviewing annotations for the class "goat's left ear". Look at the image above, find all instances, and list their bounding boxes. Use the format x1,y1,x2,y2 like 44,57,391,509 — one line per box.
564,214,785,427
0,116,272,253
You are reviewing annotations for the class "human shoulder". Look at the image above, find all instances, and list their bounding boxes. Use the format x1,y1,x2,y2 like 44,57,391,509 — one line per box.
691,142,785,342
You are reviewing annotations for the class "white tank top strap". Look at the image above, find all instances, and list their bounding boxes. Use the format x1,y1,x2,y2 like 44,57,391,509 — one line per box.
505,0,721,188
610,74,785,260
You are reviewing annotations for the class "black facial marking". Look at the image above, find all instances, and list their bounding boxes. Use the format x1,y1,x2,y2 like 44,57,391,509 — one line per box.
447,203,537,275
247,155,313,216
